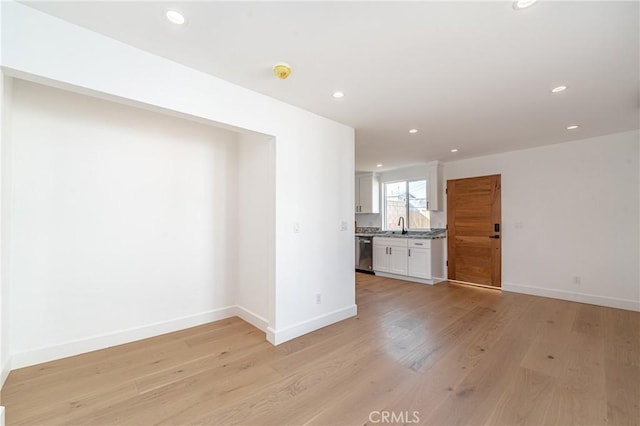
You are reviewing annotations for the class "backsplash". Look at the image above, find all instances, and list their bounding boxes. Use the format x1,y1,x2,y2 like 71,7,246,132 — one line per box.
355,213,382,228
355,226,380,234
356,213,445,230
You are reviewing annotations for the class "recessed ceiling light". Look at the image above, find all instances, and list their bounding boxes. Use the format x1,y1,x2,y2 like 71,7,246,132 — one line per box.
409,129,418,134
567,125,579,130
332,91,344,99
450,149,459,153
166,10,185,25
551,85,567,93
376,164,383,168
513,0,538,10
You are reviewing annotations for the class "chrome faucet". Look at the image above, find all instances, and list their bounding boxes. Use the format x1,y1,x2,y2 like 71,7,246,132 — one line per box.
398,217,407,234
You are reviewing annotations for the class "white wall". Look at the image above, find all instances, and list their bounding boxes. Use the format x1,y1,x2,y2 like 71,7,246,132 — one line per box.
379,164,428,184
9,80,240,367
0,0,11,388
0,72,12,386
0,0,10,392
1,0,355,365
270,117,356,343
433,130,640,311
236,132,275,330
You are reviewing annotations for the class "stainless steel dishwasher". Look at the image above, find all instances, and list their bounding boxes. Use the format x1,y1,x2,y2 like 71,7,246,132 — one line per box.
355,236,374,273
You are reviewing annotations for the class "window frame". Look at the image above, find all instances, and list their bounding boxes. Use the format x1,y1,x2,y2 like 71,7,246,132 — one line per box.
383,178,430,231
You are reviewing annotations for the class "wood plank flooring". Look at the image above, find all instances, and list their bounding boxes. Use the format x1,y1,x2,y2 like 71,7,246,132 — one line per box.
2,273,639,425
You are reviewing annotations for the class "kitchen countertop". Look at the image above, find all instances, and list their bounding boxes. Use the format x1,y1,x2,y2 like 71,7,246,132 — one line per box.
355,228,447,239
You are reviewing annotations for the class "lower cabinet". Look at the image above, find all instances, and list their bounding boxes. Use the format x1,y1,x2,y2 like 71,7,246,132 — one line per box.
372,244,390,272
390,246,408,276
373,237,444,284
407,246,431,279
373,237,407,275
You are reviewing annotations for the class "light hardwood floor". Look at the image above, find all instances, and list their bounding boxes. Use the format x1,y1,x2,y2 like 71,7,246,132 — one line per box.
2,273,639,425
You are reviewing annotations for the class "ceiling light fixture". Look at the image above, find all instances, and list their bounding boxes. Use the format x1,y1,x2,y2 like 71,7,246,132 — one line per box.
450,149,459,153
376,164,383,168
409,129,418,134
567,125,579,130
166,10,185,25
551,85,567,93
332,91,344,99
513,0,538,10
273,63,292,80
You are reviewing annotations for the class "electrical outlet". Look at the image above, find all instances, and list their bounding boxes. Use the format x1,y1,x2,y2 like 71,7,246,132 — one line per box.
573,276,582,285
315,293,321,304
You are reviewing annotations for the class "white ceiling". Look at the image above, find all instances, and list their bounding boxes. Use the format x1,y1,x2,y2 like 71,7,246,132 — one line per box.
23,1,640,172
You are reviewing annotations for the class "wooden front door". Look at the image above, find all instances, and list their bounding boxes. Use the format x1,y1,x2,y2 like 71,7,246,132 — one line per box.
447,175,501,287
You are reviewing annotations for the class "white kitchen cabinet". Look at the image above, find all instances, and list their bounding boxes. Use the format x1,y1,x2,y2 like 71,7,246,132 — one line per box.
373,237,444,285
372,244,390,272
373,237,407,274
389,246,408,275
355,174,379,214
426,161,442,211
407,239,431,279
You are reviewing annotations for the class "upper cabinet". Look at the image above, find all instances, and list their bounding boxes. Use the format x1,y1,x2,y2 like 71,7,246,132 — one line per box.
426,161,443,211
355,174,380,214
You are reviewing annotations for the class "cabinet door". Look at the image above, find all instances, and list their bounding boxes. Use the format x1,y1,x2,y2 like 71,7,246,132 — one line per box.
358,175,380,214
372,244,390,272
358,176,372,213
408,247,431,279
354,178,360,212
427,162,441,211
389,246,408,275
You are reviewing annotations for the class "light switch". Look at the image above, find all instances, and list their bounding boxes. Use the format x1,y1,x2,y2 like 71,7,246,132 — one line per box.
293,222,301,234
340,220,348,231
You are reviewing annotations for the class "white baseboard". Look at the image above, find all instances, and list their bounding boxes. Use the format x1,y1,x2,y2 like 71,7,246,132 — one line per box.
8,304,360,371
375,271,441,285
11,306,237,369
1,358,11,389
503,282,640,312
0,406,5,426
234,305,268,332
266,304,358,345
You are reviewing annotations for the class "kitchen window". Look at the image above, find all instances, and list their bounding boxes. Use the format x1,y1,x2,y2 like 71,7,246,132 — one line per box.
384,179,430,230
